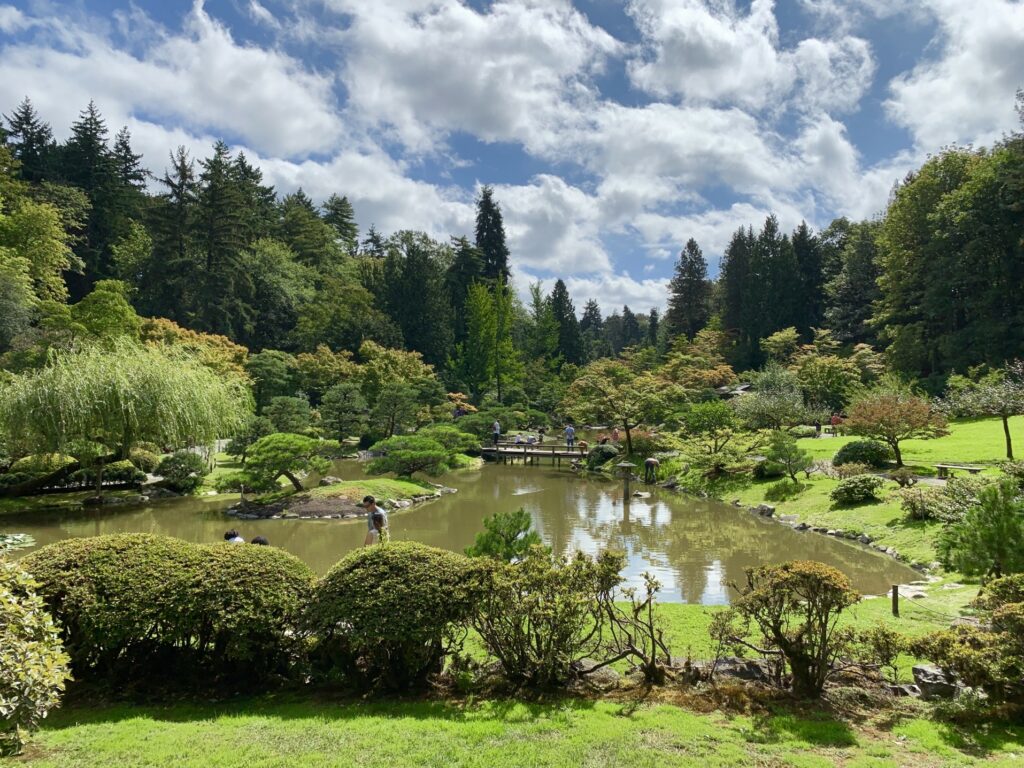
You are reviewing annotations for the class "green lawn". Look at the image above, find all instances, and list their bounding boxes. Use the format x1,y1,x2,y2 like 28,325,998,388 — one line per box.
800,416,1023,469
19,698,1024,767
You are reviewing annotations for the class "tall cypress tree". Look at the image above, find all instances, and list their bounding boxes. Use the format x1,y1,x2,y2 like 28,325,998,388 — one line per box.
322,193,359,255
665,238,710,340
4,97,56,182
474,185,510,283
549,279,584,365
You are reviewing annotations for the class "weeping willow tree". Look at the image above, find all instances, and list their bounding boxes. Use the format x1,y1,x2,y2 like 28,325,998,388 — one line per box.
0,341,252,496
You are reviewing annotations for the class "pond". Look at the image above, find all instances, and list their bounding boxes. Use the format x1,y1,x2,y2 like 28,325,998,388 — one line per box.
6,462,916,603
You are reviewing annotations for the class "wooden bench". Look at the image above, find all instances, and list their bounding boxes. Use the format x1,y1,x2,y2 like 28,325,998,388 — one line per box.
935,463,983,479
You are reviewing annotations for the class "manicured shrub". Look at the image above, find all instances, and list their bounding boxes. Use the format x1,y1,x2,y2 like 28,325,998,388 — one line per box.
586,443,619,470
889,467,918,488
788,425,819,439
128,448,161,473
833,440,893,468
69,459,146,488
710,561,860,698
366,435,449,477
22,534,314,685
833,461,872,479
417,424,479,456
0,472,33,489
830,474,884,505
156,450,209,494
9,453,76,477
0,560,71,756
913,573,1024,703
305,542,483,690
472,548,624,689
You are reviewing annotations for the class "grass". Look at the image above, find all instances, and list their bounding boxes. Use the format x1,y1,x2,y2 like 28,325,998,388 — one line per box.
304,477,434,501
799,416,1024,470
18,697,1024,767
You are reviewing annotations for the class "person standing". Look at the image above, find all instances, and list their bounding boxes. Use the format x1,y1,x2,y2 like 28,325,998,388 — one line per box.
564,423,576,450
612,427,620,444
361,495,389,532
364,511,389,546
492,419,501,447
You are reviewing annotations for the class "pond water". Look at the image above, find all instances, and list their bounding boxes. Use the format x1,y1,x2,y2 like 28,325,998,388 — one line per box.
6,462,916,603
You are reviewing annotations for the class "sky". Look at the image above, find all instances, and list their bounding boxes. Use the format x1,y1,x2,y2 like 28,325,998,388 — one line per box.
1,0,1022,314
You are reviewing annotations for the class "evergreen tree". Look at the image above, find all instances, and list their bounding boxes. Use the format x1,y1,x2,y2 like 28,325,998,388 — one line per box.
360,224,386,258
825,221,881,345
791,221,824,337
474,185,510,283
279,188,343,270
231,151,277,243
3,97,56,182
526,282,559,362
194,140,253,338
580,298,610,361
322,193,359,254
621,305,642,348
647,308,660,348
381,231,453,368
454,282,496,402
549,279,584,365
445,236,483,344
665,238,709,340
144,147,198,321
111,127,147,190
719,226,754,363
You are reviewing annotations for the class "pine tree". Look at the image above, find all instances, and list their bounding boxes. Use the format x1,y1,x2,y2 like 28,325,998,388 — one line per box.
3,97,56,182
360,225,386,258
526,282,559,361
145,147,198,321
474,185,510,283
826,220,882,345
322,193,359,254
549,279,584,365
280,188,342,270
579,298,609,361
621,305,642,348
231,151,277,243
111,127,147,189
647,308,660,348
665,238,709,340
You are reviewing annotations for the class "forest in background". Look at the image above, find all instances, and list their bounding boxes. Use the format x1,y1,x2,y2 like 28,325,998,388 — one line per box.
1,94,1022,412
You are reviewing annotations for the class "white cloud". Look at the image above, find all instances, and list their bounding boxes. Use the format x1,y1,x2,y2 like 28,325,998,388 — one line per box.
0,5,27,33
324,0,619,154
885,0,1024,149
626,0,874,114
0,1,344,158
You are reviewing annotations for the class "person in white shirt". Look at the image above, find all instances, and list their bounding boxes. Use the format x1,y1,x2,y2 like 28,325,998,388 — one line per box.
364,511,388,546
223,529,244,544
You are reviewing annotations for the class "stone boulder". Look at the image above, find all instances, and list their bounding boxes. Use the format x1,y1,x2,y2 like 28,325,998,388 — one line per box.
319,476,343,487
912,664,958,699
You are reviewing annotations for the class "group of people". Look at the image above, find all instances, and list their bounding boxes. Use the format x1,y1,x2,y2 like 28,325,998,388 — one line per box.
222,530,269,545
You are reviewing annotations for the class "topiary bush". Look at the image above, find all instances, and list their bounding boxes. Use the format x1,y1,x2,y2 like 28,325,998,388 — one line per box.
68,459,146,488
0,560,71,756
833,440,893,468
0,472,33,490
156,451,209,494
752,458,785,480
789,425,819,439
305,542,484,690
833,461,872,479
22,534,314,686
830,474,885,505
128,448,161,474
586,443,619,470
9,453,76,476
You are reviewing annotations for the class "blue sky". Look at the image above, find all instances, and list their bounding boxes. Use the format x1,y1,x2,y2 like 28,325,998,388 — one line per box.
1,0,1022,313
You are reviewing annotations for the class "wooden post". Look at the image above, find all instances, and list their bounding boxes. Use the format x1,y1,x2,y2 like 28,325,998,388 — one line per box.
891,585,899,617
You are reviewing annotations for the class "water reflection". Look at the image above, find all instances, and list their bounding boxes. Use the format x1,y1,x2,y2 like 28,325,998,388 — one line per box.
6,463,916,603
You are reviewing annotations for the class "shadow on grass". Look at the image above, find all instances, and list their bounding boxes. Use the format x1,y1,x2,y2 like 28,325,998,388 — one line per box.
41,693,601,733
743,712,858,748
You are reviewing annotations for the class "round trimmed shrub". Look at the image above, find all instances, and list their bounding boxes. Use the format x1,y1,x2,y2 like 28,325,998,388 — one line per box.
0,472,33,490
69,459,146,487
753,458,785,479
833,440,893,468
305,542,483,690
9,453,76,477
128,448,161,473
156,451,209,494
586,443,619,470
22,534,314,685
830,474,885,505
0,560,71,756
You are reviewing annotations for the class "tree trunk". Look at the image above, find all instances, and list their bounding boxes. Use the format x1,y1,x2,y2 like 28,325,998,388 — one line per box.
281,471,304,493
1003,414,1013,460
624,424,633,456
94,460,105,498
892,442,903,468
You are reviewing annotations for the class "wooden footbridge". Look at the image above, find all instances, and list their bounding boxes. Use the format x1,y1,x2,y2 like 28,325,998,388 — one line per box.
480,441,586,466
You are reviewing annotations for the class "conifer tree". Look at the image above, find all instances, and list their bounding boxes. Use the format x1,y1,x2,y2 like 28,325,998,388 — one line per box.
665,238,709,340
322,193,359,254
3,97,56,182
791,221,824,336
549,278,584,365
446,236,483,344
474,185,510,283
